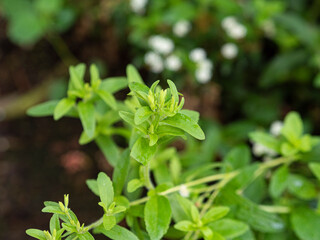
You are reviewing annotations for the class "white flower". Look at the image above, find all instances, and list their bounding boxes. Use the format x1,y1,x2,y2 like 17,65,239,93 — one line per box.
195,68,212,84
189,48,206,62
179,184,190,198
173,20,191,37
165,55,182,71
221,43,238,59
221,16,237,30
144,51,164,73
148,35,174,55
222,16,247,39
227,24,247,39
130,0,148,14
270,121,283,137
252,143,277,157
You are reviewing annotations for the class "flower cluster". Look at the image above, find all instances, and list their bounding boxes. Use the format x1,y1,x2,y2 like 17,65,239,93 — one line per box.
189,48,213,84
173,20,191,37
144,35,181,73
221,16,247,40
130,0,148,14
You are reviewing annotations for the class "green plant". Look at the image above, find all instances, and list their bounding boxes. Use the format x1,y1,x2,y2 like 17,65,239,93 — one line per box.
0,0,76,46
26,64,320,240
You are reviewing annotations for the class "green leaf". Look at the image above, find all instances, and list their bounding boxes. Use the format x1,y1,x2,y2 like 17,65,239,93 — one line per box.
79,131,95,145
97,90,117,110
49,214,60,233
269,165,289,198
208,219,249,239
127,64,143,83
134,106,153,125
281,112,303,143
26,229,46,240
97,172,114,207
162,113,205,140
287,174,317,200
291,207,320,240
131,137,157,165
113,149,131,196
249,131,281,153
202,207,230,224
157,125,185,138
78,232,95,240
281,142,298,156
99,77,128,94
90,64,100,87
86,179,99,196
129,82,150,95
223,145,251,171
127,179,143,193
201,226,214,240
95,135,119,167
94,224,139,240
42,205,64,214
145,195,172,240
27,100,59,117
179,109,200,122
309,163,320,181
54,98,75,120
69,64,85,91
78,101,96,138
103,214,116,230
211,232,225,240
167,80,179,102
119,111,148,134
174,220,196,232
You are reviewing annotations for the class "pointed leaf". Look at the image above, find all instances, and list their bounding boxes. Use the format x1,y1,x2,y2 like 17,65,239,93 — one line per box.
131,137,157,165
127,65,143,83
269,165,289,198
97,172,114,207
78,101,96,138
27,100,59,117
54,98,75,120
134,106,153,125
94,224,139,240
97,90,117,110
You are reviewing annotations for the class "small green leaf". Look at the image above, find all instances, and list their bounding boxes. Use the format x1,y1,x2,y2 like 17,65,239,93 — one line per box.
174,220,196,232
27,100,59,117
167,80,179,102
90,64,100,87
287,174,317,200
49,214,60,233
99,77,128,94
69,64,85,91
179,109,199,122
202,207,230,224
127,65,143,83
97,172,114,207
129,82,150,95
119,111,148,135
223,145,251,171
191,205,200,223
249,131,281,153
127,179,143,193
281,111,303,143
86,179,99,196
26,229,46,240
78,232,95,240
54,98,75,120
131,137,157,165
103,214,116,230
113,149,131,195
208,219,248,239
145,195,172,240
309,163,320,181
134,106,153,125
162,113,205,140
97,90,117,110
280,142,298,156
201,226,214,240
78,101,96,138
269,165,289,198
291,207,320,240
95,135,119,167
94,224,139,240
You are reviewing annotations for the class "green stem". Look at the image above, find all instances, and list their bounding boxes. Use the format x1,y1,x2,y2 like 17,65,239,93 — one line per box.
143,163,154,190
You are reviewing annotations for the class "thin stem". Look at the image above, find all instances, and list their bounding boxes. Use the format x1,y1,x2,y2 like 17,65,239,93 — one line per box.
143,163,154,190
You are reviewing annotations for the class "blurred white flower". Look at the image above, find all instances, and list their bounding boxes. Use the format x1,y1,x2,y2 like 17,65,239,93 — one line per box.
179,184,190,198
189,48,206,62
221,43,238,59
252,143,277,157
144,51,164,73
173,20,191,37
221,16,237,29
148,35,174,55
222,16,247,39
130,0,148,14
165,55,182,71
195,67,212,84
270,121,283,137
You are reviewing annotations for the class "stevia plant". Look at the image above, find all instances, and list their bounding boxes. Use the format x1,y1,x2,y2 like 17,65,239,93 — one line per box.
26,64,320,240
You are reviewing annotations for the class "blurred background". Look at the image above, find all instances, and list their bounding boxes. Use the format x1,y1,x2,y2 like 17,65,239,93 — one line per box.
0,0,319,239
